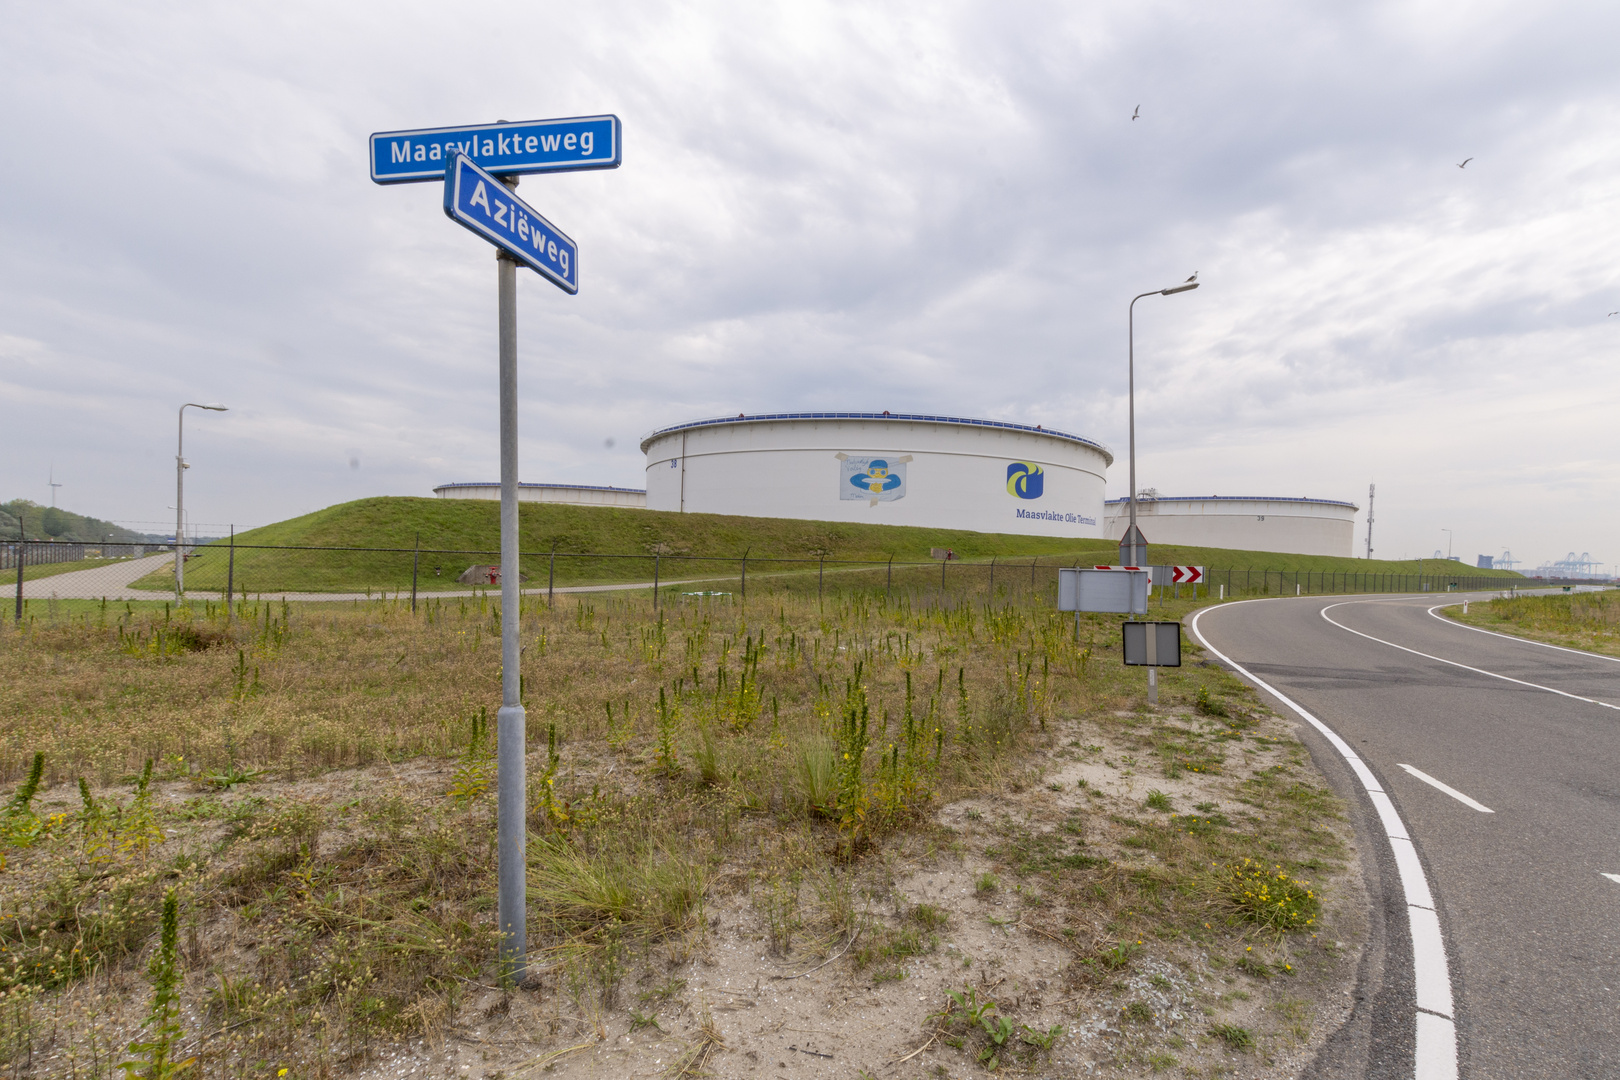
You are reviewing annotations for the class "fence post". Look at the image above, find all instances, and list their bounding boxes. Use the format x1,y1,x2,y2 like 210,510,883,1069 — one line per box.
411,533,419,614
741,546,749,602
940,556,946,603
653,553,661,609
886,554,893,602
989,555,996,598
13,538,23,623
226,527,236,615
818,555,824,602
1030,557,1037,591
548,547,555,607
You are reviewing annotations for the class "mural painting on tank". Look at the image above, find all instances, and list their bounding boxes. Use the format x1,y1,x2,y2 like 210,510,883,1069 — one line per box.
836,453,911,506
1006,462,1044,500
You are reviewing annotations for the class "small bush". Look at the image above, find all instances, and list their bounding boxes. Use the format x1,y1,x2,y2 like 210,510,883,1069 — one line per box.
1210,1023,1254,1051
527,836,706,939
1221,858,1319,931
1196,685,1229,717
1236,954,1271,978
1145,789,1173,812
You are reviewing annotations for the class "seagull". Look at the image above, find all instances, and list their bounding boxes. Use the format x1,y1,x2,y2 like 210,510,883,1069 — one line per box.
1609,311,1619,317
1132,105,1140,121
1457,157,1473,169
1185,272,1198,283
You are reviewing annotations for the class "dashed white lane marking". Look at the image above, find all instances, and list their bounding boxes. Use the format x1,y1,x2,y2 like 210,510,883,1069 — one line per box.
1427,604,1620,663
1397,764,1495,813
1603,873,1620,885
1321,603,1620,712
1189,601,1458,1080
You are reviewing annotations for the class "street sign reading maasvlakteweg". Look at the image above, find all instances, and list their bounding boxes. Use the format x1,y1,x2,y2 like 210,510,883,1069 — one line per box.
443,154,579,294
370,114,621,184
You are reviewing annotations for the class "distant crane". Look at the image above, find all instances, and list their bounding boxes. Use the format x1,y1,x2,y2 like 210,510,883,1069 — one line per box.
1533,552,1603,579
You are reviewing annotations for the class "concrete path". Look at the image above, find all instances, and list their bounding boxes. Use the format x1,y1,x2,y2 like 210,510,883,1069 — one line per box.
3,553,724,603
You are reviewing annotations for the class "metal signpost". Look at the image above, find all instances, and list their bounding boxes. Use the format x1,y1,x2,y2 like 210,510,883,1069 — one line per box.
372,114,620,980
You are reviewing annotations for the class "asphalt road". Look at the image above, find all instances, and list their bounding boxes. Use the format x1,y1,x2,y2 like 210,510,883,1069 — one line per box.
1193,593,1620,1080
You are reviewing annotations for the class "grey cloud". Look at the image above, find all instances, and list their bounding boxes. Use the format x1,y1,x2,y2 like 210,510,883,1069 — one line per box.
3,0,1619,567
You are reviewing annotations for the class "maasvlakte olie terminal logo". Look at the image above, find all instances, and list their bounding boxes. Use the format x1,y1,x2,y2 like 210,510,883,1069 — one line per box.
1006,462,1044,500
836,453,911,506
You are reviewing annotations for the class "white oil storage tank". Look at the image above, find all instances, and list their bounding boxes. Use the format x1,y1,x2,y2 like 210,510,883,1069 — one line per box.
641,412,1113,537
1104,495,1359,556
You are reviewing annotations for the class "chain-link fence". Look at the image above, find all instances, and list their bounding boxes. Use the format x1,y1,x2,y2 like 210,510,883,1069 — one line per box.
4,537,1534,619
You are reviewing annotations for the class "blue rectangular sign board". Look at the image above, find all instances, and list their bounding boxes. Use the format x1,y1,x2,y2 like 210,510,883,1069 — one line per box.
443,154,579,294
371,115,621,184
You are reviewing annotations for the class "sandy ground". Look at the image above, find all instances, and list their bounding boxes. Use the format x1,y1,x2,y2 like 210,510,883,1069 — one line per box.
12,694,1366,1080
334,704,1367,1079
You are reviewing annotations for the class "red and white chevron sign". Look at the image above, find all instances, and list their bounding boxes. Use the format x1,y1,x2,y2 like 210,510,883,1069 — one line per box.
1171,565,1204,584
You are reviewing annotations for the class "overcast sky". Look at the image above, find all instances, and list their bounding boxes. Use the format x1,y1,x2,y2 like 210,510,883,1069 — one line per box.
3,1,1617,568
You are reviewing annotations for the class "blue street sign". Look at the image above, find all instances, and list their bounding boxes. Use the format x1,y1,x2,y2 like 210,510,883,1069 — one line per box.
371,115,621,184
443,154,579,294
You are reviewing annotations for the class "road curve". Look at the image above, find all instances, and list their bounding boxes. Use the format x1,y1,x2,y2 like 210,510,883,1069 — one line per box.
1192,593,1620,1080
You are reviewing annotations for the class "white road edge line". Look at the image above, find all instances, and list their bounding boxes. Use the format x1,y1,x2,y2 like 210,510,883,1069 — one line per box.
1188,601,1458,1080
1603,873,1620,885
1319,603,1620,712
1426,604,1620,663
1397,765,1495,813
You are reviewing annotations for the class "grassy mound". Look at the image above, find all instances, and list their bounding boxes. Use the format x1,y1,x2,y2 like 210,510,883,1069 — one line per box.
140,496,1523,594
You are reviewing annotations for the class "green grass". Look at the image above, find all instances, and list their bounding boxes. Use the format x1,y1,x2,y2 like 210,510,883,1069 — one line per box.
1,569,1357,1075
122,496,1523,594
1449,589,1620,657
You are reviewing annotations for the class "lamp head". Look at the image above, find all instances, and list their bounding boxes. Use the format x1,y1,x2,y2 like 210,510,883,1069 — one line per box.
203,403,228,411
1161,282,1199,296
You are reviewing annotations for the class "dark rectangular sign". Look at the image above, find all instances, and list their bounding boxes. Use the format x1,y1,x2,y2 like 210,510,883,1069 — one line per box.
1122,622,1182,667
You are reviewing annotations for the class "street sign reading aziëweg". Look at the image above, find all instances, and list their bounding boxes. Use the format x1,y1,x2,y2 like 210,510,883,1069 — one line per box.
443,153,579,293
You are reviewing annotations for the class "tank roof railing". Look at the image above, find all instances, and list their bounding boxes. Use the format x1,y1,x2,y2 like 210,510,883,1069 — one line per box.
638,411,1113,462
1102,495,1360,510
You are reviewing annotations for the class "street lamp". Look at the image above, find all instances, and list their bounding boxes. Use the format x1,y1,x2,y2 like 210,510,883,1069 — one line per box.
176,403,227,596
1120,280,1199,567
1441,528,1453,561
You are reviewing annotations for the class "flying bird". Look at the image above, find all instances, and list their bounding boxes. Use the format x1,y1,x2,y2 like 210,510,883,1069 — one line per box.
1609,311,1619,317
1132,105,1140,120
1457,157,1473,169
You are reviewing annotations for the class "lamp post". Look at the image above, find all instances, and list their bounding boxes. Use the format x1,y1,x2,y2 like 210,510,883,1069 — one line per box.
1442,528,1452,561
1121,280,1199,567
176,403,227,596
